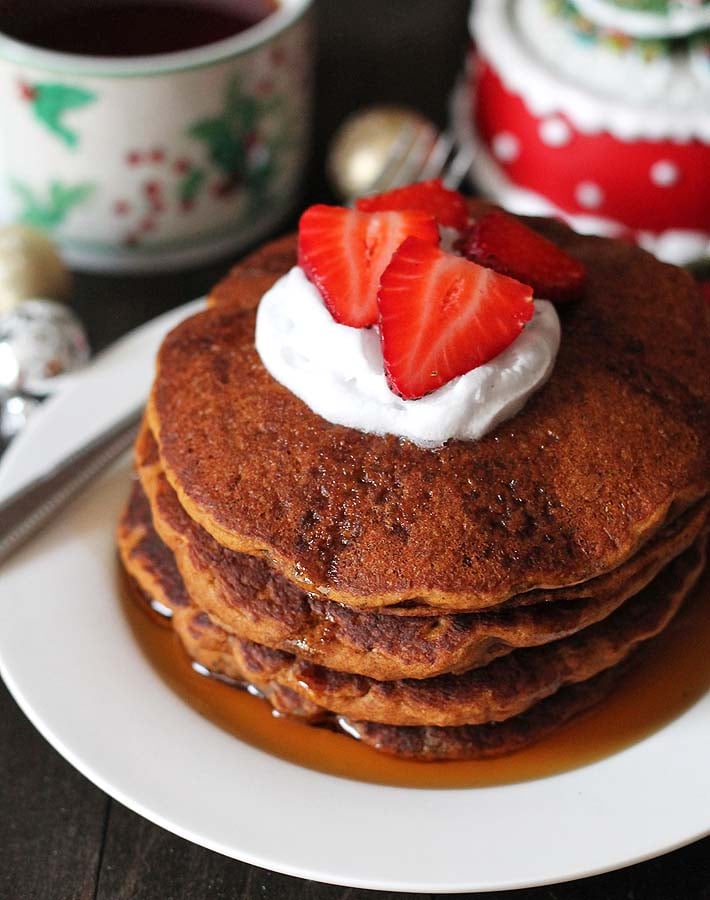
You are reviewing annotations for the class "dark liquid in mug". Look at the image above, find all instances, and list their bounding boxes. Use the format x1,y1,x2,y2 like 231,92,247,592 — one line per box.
0,1,278,56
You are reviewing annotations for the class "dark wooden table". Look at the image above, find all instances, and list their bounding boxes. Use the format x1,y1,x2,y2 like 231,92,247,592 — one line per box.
1,2,708,897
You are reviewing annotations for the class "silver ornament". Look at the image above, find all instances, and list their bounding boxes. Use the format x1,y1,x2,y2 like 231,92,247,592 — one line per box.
0,393,42,443
327,106,438,202
0,299,90,397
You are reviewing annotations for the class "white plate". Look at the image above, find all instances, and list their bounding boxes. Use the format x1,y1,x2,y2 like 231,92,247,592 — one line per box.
0,303,709,894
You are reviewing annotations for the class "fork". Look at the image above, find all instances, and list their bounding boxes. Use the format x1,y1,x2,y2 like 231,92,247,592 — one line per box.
328,106,477,202
367,125,476,196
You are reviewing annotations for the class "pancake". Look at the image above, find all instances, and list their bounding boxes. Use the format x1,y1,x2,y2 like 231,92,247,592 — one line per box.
117,480,706,727
148,219,709,612
135,421,710,680
175,603,632,761
208,232,298,314
168,541,706,727
341,666,627,761
116,477,189,614
115,487,641,760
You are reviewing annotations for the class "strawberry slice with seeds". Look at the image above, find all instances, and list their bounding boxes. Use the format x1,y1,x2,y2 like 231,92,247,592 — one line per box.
378,238,534,400
298,205,439,328
356,179,469,231
459,211,586,303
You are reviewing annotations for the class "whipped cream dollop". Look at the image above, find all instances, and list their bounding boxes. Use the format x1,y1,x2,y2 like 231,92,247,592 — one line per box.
255,266,560,447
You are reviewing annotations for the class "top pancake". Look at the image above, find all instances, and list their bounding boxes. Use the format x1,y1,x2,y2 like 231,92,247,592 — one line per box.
148,210,710,611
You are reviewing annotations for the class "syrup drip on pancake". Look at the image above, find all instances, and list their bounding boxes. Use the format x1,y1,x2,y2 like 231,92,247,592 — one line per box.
118,556,710,788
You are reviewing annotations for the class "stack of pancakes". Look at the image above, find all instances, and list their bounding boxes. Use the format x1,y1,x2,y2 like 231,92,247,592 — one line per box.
117,207,709,761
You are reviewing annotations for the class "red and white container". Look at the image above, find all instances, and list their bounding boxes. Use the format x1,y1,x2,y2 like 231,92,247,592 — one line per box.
459,0,710,264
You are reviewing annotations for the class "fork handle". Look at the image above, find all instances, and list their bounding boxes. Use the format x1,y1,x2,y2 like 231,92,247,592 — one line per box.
0,406,142,567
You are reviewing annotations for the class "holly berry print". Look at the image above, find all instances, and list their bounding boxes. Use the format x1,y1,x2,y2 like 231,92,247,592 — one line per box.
0,10,311,264
186,75,283,208
111,148,221,246
111,148,196,246
108,74,287,247
18,80,96,148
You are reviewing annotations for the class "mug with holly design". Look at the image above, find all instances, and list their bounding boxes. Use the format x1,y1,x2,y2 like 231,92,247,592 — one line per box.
0,0,313,272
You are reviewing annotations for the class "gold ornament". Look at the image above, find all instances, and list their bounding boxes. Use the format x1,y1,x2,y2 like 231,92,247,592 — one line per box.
327,106,438,201
0,225,72,314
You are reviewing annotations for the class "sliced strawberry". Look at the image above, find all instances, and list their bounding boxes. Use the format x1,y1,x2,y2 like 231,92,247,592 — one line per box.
298,205,439,328
356,179,469,231
378,238,534,400
459,211,586,303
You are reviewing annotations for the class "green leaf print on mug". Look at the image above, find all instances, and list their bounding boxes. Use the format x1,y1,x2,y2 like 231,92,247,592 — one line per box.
187,76,283,205
19,81,96,148
177,167,207,209
13,180,95,230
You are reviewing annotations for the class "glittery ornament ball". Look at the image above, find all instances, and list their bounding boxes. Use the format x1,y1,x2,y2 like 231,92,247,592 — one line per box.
0,299,90,396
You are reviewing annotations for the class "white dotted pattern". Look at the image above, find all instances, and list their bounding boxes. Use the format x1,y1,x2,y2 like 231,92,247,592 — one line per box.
491,131,520,163
575,181,604,209
539,117,572,148
650,159,680,187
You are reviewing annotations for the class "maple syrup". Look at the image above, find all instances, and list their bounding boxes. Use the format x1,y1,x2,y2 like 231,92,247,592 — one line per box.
1,1,278,57
120,564,710,789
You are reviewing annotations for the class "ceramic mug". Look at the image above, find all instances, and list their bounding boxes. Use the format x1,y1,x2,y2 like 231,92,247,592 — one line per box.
0,0,313,272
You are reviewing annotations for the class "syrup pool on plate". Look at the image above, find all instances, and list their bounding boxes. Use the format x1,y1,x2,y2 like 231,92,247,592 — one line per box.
0,0,278,56
120,563,710,790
